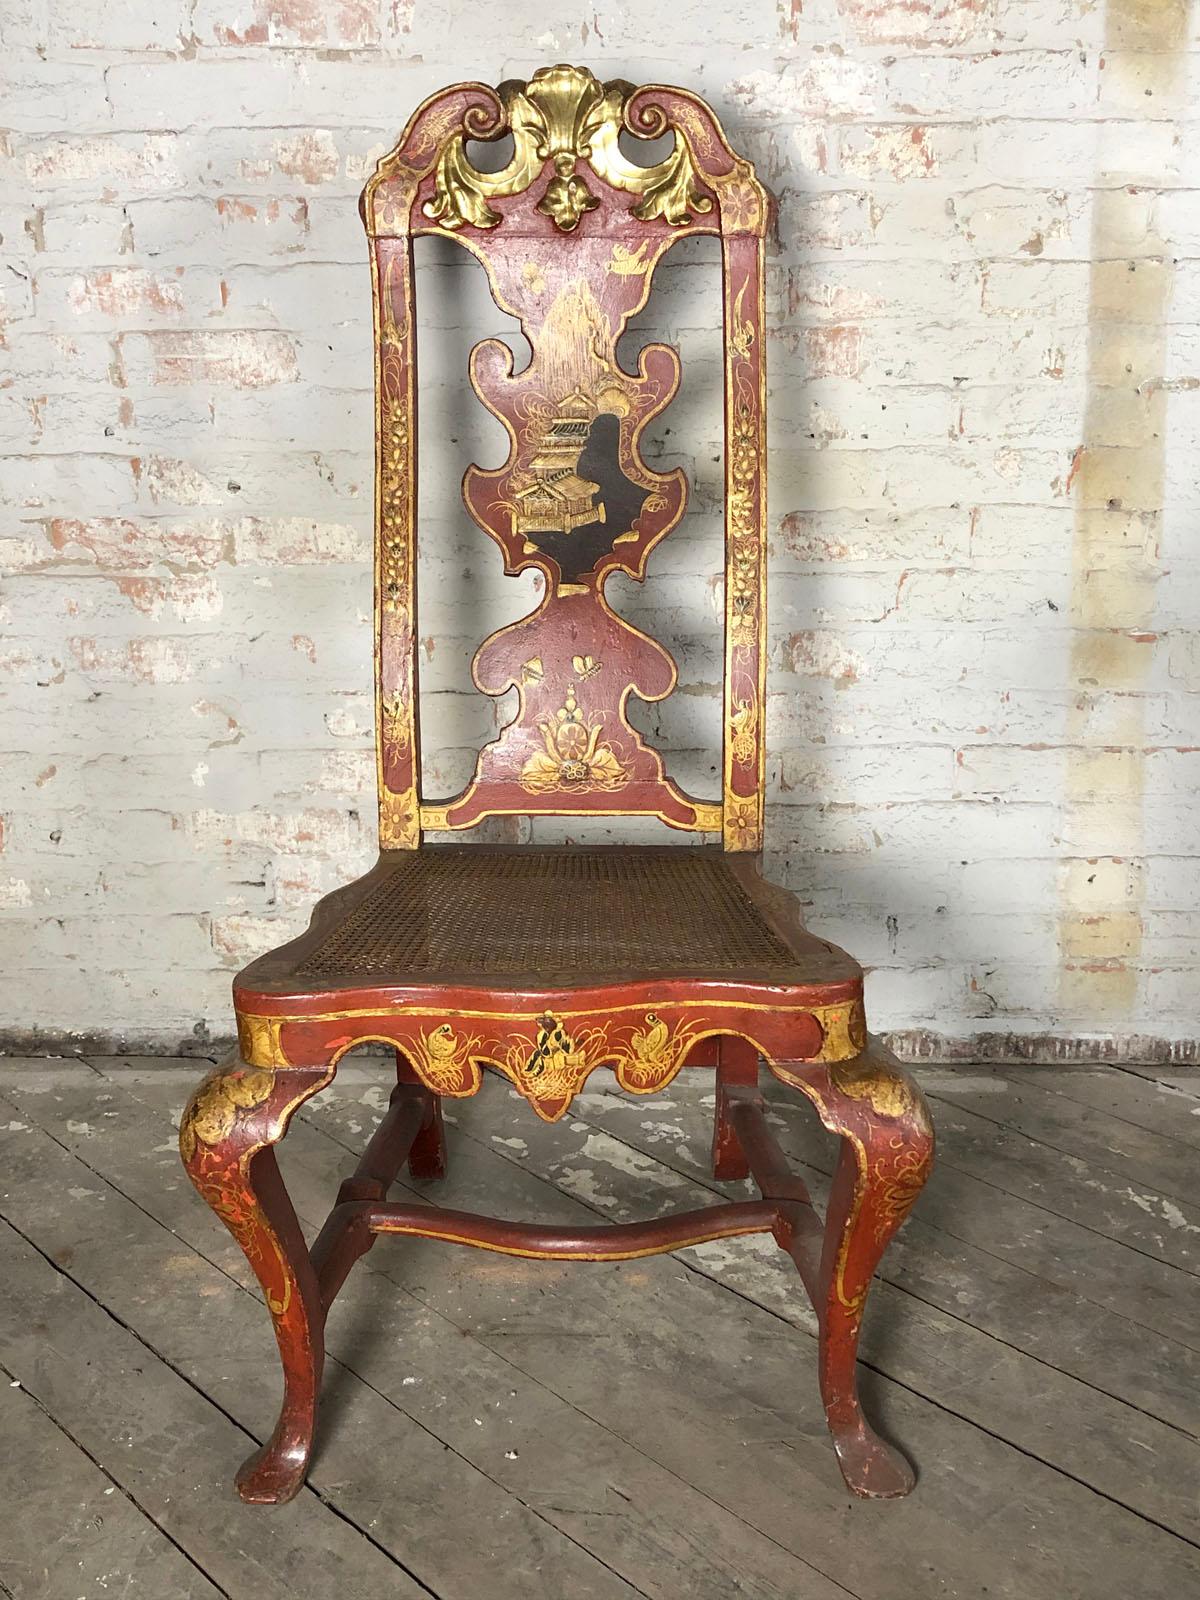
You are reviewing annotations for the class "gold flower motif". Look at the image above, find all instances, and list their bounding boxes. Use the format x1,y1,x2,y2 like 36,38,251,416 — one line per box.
724,798,760,851
519,685,630,794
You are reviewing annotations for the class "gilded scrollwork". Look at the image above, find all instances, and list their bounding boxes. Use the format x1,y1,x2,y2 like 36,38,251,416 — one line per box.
725,399,762,659
362,69,769,845
422,65,713,234
179,1063,276,1162
873,1137,934,1241
378,282,412,620
375,251,420,849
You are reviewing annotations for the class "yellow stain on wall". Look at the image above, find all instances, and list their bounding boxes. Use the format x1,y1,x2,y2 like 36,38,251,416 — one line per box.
1058,0,1186,1019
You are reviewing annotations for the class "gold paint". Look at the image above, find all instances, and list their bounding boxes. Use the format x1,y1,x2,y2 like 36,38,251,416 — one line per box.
763,1060,932,1322
572,653,601,680
410,1022,482,1094
380,785,419,849
380,687,410,764
374,251,420,850
500,280,640,549
400,223,710,836
236,1013,290,1069
519,683,630,794
725,400,763,658
423,65,712,233
369,1218,769,1262
235,992,864,1124
873,1138,934,1244
609,240,652,276
724,799,760,852
617,1012,705,1092
180,1061,336,1322
503,1013,608,1105
520,656,545,685
361,87,769,843
720,233,768,853
827,1060,918,1122
240,995,852,1028
729,694,757,766
521,260,546,295
812,998,868,1063
179,1064,276,1162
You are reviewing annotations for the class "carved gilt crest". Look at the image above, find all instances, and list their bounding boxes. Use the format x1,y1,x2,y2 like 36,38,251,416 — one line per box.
423,63,714,232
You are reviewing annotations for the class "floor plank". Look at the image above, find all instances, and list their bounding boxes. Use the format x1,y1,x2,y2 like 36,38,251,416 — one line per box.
29,1059,1197,1599
1005,1062,1200,1150
566,1075,1200,1428
0,1067,844,1600
2,1056,1198,1600
0,1220,419,1600
0,1092,644,1600
906,1073,1200,1279
379,1072,1200,1534
922,1068,1200,1208
51,1061,872,1600
0,1374,225,1600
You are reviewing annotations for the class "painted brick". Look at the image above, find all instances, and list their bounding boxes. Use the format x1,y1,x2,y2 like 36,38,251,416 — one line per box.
2,5,1197,1054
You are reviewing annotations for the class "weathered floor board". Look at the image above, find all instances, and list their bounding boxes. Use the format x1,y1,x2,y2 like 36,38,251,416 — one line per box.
0,1372,225,1600
1,1056,1197,1600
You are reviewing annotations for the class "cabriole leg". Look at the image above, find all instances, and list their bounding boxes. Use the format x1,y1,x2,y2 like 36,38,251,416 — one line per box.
771,1044,934,1498
179,1056,332,1504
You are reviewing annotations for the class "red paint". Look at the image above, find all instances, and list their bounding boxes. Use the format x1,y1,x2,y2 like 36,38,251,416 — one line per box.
179,69,936,1509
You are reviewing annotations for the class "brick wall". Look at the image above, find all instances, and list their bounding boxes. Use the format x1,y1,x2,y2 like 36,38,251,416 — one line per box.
2,0,1197,1058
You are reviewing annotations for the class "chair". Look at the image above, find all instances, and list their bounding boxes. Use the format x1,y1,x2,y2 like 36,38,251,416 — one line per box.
179,64,935,1506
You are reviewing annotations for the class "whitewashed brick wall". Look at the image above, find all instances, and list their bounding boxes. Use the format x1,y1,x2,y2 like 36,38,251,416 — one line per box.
2,0,1197,1059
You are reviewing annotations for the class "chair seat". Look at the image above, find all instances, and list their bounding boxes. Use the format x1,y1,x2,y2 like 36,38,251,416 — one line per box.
236,845,859,998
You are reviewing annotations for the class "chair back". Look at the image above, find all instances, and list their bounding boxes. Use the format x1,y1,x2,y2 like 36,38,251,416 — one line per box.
361,65,770,851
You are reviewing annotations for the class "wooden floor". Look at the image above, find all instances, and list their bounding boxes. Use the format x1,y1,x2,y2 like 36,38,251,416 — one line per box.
0,1056,1197,1599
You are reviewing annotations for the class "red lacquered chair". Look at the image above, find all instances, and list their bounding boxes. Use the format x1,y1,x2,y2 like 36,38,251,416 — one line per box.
179,64,935,1506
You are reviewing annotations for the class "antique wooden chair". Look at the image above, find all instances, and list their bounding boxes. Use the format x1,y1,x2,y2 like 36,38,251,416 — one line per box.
179,65,934,1506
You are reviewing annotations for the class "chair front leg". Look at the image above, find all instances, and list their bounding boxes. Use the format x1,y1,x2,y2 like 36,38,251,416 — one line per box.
771,1045,934,1498
179,1057,332,1504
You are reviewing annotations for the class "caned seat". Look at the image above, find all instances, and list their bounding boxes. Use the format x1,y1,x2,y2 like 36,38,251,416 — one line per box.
178,65,935,1513
239,847,858,990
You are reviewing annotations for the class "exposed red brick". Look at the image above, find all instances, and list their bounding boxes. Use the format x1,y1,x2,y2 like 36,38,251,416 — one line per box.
128,330,299,388
274,131,339,185
838,0,992,46
803,325,863,378
47,517,226,571
68,269,185,318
